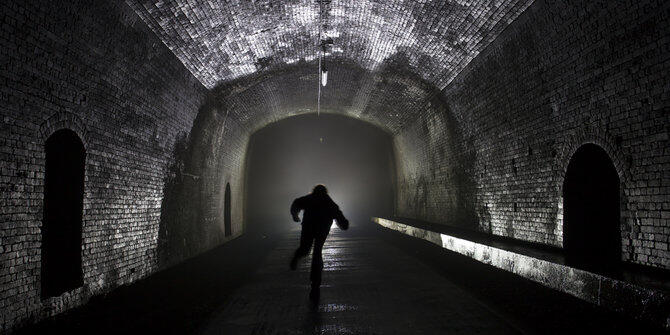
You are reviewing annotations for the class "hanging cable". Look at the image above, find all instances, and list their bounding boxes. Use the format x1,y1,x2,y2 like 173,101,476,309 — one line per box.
317,0,322,117
317,52,321,116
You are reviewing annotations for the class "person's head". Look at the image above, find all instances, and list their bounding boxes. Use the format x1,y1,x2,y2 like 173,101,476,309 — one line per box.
312,184,328,196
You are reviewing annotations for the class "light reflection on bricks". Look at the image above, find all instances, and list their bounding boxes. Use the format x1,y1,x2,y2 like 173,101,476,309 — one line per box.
126,0,534,90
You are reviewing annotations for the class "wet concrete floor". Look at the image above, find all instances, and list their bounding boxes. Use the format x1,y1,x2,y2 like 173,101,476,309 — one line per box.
199,226,518,334
19,221,664,334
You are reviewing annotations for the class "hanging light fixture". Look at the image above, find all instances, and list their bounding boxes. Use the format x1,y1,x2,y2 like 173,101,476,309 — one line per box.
316,0,323,115
321,51,328,87
321,38,333,88
316,1,333,115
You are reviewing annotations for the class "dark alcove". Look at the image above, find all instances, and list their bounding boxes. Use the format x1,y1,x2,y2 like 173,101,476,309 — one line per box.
41,129,85,298
224,182,232,237
563,143,621,273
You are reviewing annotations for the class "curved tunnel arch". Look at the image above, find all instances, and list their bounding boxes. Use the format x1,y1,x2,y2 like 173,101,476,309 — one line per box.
2,0,669,330
206,57,443,134
154,59,467,265
243,112,397,231
146,0,649,270
127,0,534,90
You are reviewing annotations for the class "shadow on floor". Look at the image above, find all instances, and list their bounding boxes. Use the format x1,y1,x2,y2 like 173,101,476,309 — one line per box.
17,224,282,335
17,220,667,334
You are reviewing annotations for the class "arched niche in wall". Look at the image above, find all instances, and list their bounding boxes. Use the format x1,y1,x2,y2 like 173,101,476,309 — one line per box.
562,143,621,273
41,128,86,298
224,182,232,237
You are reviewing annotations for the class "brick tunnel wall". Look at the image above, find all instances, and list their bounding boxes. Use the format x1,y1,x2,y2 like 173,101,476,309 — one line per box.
395,0,670,269
1,0,669,331
0,1,247,331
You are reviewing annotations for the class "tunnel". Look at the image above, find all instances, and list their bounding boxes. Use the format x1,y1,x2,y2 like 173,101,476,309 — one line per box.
1,0,669,334
245,113,395,234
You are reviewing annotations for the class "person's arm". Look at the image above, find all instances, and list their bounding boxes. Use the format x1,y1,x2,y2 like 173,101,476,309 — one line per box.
333,204,349,230
290,197,304,222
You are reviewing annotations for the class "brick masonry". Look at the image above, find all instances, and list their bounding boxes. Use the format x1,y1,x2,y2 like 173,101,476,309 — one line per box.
126,1,668,269
1,0,669,332
126,0,540,134
395,0,670,269
0,0,248,331
126,0,535,90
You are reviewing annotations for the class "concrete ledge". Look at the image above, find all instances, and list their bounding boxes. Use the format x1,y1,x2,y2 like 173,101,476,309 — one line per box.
373,217,670,330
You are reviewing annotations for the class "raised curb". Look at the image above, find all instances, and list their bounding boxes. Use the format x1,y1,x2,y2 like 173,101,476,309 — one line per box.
373,217,670,330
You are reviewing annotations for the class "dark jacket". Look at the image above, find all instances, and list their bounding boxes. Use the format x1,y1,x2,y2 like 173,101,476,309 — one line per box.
291,193,348,233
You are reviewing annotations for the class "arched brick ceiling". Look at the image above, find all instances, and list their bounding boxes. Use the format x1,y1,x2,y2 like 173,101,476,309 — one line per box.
127,0,534,132
207,59,441,133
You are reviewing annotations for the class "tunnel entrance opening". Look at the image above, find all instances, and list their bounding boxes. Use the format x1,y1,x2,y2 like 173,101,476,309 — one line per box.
563,143,621,274
245,113,395,233
224,183,232,237
41,129,85,298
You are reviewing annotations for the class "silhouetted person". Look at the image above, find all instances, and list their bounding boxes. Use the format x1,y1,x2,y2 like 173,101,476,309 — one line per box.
290,184,348,302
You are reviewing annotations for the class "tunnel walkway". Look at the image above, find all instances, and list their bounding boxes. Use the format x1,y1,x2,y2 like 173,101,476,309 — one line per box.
199,226,519,334
19,221,663,334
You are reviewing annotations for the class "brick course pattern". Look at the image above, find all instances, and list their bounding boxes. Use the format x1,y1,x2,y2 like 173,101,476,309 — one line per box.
126,0,537,134
125,0,669,270
395,0,670,269
126,0,534,90
1,0,669,331
0,0,247,331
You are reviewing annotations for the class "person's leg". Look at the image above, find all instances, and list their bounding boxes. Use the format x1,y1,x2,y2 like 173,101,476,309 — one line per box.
310,234,327,288
290,226,314,270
